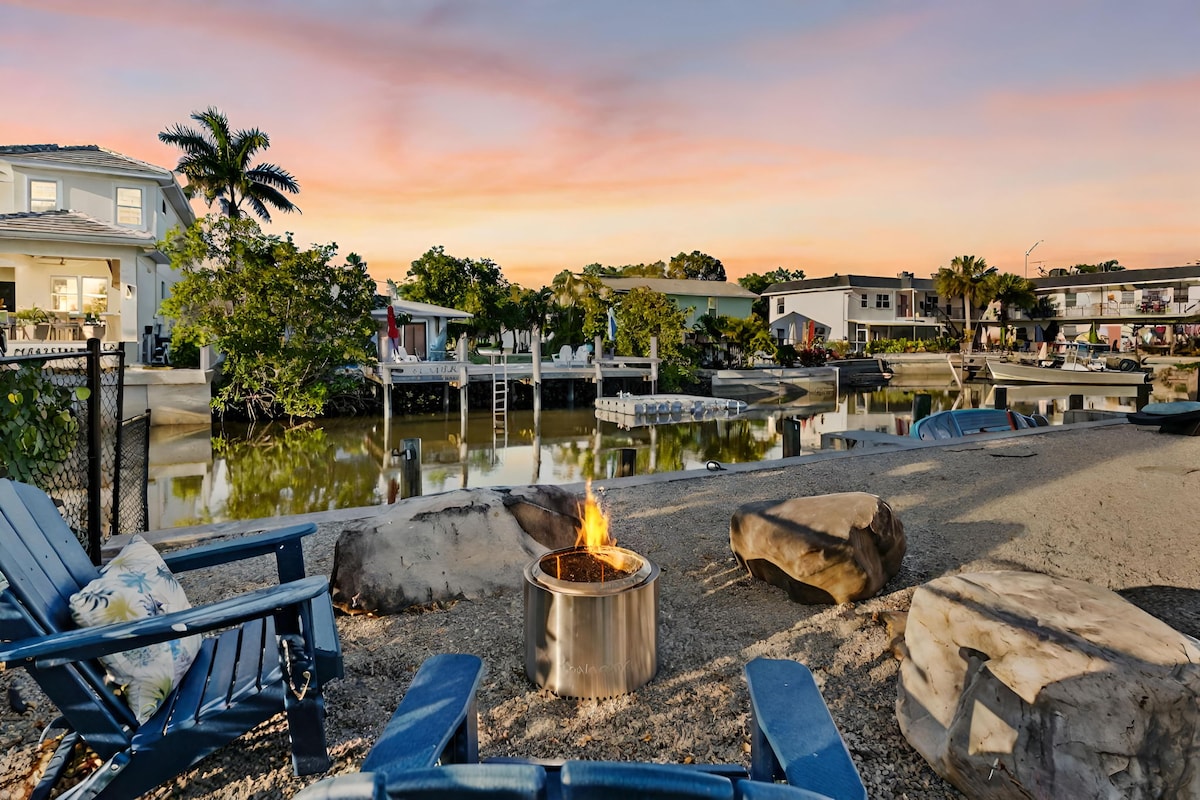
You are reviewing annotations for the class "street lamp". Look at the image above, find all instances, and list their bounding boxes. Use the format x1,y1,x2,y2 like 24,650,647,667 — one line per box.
1024,239,1043,278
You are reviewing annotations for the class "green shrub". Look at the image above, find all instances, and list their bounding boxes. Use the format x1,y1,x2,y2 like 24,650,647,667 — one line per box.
0,366,89,485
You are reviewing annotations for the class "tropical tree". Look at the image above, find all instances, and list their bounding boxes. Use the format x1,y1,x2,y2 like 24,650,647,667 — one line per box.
158,107,300,222
548,271,607,346
614,287,692,389
934,255,996,350
721,315,775,368
738,267,806,320
667,251,726,281
159,216,377,419
989,273,1038,348
401,246,510,341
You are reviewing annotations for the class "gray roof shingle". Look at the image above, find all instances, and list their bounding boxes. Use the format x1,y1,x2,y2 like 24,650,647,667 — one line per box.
0,210,156,244
0,144,173,179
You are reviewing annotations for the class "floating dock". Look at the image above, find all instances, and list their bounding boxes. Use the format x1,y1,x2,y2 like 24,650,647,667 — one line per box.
594,394,747,427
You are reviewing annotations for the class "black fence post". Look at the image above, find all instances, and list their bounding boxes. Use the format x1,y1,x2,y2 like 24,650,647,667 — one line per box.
617,448,636,477
400,437,422,498
86,338,102,564
912,393,933,422
782,418,802,458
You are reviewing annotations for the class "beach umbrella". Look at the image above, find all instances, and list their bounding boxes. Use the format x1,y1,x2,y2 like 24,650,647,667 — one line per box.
1087,321,1100,345
1034,325,1044,343
386,305,400,357
607,307,618,341
806,319,816,347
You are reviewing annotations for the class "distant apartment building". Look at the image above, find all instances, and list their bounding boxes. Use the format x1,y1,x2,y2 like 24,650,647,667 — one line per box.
0,144,194,360
1021,265,1200,346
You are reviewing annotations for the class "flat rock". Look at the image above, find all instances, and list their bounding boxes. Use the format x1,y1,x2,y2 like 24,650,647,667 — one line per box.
330,485,582,614
728,492,905,604
896,571,1200,799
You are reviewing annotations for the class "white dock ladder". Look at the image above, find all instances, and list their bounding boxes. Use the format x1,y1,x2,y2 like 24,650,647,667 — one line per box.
492,358,508,431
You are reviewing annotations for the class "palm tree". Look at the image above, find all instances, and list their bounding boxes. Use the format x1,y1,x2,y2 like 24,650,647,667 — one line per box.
934,255,995,351
159,107,300,222
989,273,1037,349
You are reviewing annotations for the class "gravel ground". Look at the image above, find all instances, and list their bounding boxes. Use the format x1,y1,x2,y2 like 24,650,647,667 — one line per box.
3,421,1198,799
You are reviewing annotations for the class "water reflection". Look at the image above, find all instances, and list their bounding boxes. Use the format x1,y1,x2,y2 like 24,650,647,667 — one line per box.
146,382,1177,529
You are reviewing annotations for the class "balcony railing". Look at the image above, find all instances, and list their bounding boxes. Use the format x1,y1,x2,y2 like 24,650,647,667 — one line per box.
1016,300,1195,319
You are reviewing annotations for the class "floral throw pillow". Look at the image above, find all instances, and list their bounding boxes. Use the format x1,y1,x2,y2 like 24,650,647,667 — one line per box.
68,536,202,723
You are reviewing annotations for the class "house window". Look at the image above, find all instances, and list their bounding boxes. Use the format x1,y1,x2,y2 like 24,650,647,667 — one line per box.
51,277,79,312
875,294,890,309
50,276,108,314
775,297,784,314
1065,292,1078,308
30,180,58,212
860,294,868,308
116,187,143,226
82,277,108,315
707,297,717,312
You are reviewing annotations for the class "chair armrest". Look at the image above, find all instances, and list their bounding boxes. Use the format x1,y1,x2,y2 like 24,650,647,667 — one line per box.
745,658,866,800
294,772,385,800
560,760,733,799
362,653,484,775
162,522,316,583
0,576,330,667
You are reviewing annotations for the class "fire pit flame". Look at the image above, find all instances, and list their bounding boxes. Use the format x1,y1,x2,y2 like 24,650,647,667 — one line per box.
575,482,631,574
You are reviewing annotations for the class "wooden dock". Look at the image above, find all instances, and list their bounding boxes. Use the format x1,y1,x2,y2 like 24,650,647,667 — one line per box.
372,355,658,418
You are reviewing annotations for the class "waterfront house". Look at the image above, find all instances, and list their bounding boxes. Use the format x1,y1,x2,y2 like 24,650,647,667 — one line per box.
598,277,757,327
763,272,946,349
0,144,194,361
372,299,473,361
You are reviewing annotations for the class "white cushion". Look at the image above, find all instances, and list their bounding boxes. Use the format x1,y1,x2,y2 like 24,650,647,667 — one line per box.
68,536,202,723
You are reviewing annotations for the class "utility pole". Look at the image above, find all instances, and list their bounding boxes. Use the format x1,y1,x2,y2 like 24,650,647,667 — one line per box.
1025,240,1043,278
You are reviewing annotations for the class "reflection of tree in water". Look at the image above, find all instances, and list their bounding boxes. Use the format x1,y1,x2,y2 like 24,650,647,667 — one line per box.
544,419,777,478
213,423,382,520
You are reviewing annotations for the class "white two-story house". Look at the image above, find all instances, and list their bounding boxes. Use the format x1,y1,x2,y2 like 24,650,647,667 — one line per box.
0,144,194,361
763,272,946,348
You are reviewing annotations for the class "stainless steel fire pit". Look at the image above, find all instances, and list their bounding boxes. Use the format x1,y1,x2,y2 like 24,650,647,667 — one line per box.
524,545,659,698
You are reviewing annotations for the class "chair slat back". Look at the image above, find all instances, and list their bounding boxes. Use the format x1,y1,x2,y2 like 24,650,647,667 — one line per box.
0,479,139,752
0,480,100,632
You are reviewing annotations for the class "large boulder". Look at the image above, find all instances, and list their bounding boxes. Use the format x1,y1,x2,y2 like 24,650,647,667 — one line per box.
331,485,582,615
897,571,1200,799
729,492,905,604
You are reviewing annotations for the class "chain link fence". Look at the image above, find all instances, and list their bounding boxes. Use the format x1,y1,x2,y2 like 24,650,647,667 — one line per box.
0,340,148,562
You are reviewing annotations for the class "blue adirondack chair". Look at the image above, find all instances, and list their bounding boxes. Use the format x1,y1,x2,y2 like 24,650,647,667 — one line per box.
295,654,865,800
0,478,344,799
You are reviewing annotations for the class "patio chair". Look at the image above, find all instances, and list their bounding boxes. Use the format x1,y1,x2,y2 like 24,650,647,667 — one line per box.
295,654,865,800
570,345,592,366
0,478,343,799
395,346,420,363
551,345,574,366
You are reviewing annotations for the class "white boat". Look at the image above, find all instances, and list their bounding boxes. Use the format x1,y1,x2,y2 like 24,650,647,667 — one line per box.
987,343,1151,386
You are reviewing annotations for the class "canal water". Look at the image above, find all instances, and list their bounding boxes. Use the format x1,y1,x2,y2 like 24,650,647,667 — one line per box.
145,381,1166,530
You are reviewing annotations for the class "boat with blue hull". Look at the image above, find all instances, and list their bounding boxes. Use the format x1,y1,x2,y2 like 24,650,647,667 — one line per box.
910,408,1048,440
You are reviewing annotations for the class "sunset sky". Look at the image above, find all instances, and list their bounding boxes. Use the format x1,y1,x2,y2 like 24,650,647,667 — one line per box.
3,1,1197,289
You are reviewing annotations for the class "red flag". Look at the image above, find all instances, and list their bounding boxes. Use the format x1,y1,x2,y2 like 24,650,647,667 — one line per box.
386,305,400,341
386,305,401,358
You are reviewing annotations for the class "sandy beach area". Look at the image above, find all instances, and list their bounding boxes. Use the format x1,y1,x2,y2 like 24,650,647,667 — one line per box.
3,420,1198,799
